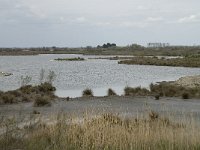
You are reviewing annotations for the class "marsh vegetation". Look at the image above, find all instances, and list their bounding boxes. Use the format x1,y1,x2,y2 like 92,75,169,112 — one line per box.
119,56,200,68
124,82,200,99
0,111,199,150
1,45,200,56
54,57,85,61
0,70,56,106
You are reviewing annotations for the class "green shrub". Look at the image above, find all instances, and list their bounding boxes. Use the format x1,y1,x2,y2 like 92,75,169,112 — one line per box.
82,89,93,97
107,88,117,96
182,92,189,99
19,85,34,94
149,83,200,98
22,96,30,102
34,95,51,107
124,87,132,96
37,82,56,93
124,86,150,96
155,94,160,100
2,93,15,104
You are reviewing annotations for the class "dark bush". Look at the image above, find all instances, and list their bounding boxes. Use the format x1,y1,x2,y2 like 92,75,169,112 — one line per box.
33,110,40,114
124,86,150,96
82,89,93,97
155,94,160,100
182,92,189,99
2,94,15,104
34,95,51,107
107,88,117,96
37,82,56,93
19,85,34,94
150,83,199,98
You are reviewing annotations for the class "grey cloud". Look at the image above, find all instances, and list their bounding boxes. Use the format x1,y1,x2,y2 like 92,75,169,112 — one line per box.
0,0,200,47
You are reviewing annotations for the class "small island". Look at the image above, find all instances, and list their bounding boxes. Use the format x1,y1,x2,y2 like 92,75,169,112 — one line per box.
54,57,85,61
0,72,13,77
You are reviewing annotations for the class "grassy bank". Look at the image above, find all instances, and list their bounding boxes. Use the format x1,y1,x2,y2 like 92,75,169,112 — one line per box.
0,111,199,150
118,56,200,68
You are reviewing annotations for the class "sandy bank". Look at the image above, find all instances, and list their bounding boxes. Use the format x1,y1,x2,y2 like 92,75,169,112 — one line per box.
174,75,200,88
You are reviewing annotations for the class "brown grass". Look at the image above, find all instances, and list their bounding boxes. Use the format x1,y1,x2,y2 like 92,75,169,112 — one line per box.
0,111,200,150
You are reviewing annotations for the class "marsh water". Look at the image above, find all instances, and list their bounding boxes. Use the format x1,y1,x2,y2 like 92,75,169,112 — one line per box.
0,54,200,97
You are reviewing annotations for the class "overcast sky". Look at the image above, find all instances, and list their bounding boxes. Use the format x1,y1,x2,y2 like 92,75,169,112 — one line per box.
0,0,200,47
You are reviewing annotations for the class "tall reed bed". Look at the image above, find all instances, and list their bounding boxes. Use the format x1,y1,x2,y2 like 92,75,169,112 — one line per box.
0,110,200,150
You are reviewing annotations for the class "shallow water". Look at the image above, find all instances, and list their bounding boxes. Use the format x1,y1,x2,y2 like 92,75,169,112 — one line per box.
0,54,200,97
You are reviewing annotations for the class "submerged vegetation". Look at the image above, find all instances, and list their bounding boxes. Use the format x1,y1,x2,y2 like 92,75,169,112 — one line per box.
0,112,200,149
118,56,200,68
54,57,85,61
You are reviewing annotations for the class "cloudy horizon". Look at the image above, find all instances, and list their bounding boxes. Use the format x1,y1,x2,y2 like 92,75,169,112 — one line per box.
0,0,200,47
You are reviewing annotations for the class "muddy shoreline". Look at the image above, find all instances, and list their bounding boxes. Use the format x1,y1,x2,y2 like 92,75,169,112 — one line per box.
1,96,200,121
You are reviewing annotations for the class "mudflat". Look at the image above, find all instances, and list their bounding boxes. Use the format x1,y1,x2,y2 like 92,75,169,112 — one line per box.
1,96,200,121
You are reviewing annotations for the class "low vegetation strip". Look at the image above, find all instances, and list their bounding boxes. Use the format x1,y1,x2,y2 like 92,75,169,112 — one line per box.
0,82,56,106
0,112,200,149
54,57,85,61
118,56,200,68
1,45,200,56
124,82,200,99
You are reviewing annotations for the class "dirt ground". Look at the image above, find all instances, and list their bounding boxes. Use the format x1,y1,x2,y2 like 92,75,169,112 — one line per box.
0,96,200,121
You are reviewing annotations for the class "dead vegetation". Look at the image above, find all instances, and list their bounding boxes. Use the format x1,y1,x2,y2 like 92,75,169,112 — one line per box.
0,111,199,150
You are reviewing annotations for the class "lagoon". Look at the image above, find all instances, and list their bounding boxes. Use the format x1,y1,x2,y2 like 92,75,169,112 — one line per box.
0,54,200,97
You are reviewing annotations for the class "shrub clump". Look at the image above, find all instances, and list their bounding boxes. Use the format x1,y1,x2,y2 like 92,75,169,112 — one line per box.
107,88,117,96
182,92,189,99
124,86,150,96
82,89,93,97
155,94,160,100
36,82,56,93
150,82,200,98
34,95,52,107
0,82,56,106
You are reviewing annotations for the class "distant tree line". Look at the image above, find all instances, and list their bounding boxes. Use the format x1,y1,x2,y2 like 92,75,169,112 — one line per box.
97,43,117,48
